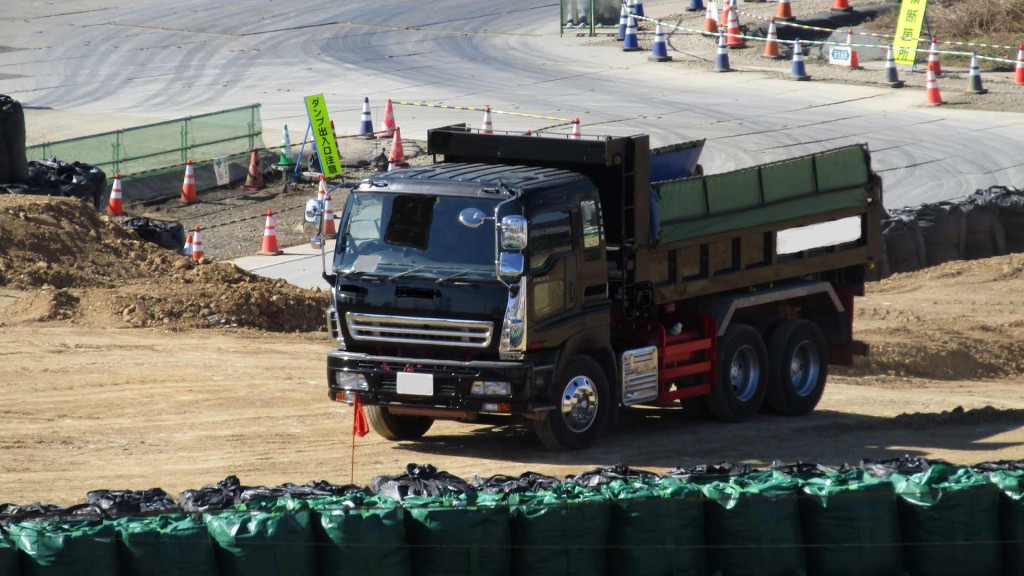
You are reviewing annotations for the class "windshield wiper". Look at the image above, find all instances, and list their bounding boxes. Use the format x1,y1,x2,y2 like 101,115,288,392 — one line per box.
338,269,386,280
435,269,475,285
388,266,430,281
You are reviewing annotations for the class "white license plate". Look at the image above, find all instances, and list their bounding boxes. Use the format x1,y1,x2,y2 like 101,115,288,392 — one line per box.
396,372,433,396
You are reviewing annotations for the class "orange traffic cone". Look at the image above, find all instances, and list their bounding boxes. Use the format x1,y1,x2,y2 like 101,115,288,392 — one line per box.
925,69,944,105
1016,44,1024,85
776,0,793,20
388,127,406,171
243,149,265,190
316,174,327,202
926,37,942,77
846,29,862,68
106,173,123,216
571,118,581,139
762,19,781,58
259,210,283,255
181,159,197,204
831,0,851,12
379,98,396,139
725,5,745,48
481,106,493,134
191,226,205,261
323,194,337,237
703,0,719,33
183,231,193,257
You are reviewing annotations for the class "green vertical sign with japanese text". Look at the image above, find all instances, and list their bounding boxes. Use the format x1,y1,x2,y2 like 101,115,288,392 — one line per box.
892,0,928,66
303,93,343,177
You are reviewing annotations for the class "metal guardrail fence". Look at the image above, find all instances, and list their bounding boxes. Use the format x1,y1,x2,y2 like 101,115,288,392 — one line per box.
24,104,264,178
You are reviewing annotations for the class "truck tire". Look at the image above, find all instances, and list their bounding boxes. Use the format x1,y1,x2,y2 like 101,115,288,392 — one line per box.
364,405,433,440
706,324,768,422
766,319,828,416
533,356,609,451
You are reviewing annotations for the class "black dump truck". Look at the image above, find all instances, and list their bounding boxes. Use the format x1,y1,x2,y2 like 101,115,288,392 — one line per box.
309,124,884,450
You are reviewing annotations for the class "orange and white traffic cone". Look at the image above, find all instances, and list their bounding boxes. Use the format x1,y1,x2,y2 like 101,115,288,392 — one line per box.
191,226,205,261
259,210,283,255
925,69,944,106
571,117,581,139
316,174,327,203
926,37,942,77
242,149,265,190
387,127,406,171
845,29,862,69
481,106,493,134
1014,44,1024,85
762,19,781,59
106,173,123,216
831,0,851,12
181,159,197,204
182,231,193,257
725,6,745,49
776,0,793,20
703,0,719,34
379,98,396,139
323,194,337,237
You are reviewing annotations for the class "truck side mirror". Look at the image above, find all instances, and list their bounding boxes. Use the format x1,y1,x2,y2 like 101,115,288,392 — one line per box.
500,215,528,250
459,207,487,228
498,252,525,282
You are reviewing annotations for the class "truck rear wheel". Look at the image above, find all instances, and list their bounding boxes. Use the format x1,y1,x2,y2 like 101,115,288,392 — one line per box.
533,356,609,451
706,324,768,422
364,405,434,440
766,319,828,416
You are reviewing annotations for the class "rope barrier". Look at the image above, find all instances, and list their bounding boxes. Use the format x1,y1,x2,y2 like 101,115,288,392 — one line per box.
392,100,571,123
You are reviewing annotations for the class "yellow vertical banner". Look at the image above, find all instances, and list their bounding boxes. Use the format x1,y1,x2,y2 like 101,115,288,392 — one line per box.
891,0,928,66
304,93,343,178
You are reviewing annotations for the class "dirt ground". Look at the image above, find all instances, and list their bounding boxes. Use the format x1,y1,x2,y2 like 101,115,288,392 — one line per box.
1,193,1023,506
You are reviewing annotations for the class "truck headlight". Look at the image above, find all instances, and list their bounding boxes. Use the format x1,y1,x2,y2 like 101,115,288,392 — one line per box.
327,306,345,349
499,277,527,360
335,371,368,390
471,381,512,396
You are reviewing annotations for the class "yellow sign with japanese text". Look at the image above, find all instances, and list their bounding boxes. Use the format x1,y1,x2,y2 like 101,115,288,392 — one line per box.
892,0,928,66
303,93,343,178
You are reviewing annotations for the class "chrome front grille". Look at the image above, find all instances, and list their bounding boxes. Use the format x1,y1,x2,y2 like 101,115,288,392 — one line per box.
346,313,493,348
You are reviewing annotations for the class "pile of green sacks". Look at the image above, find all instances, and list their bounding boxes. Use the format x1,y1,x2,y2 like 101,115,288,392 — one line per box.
1,459,1022,576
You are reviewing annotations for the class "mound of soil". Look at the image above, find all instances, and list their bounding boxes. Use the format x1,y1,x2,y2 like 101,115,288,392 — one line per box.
0,195,327,332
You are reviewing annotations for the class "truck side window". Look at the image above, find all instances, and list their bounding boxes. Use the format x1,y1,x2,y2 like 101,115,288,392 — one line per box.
580,199,602,250
529,210,572,271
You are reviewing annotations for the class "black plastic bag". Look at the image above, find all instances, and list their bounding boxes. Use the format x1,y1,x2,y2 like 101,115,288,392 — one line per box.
663,461,755,480
122,217,186,251
471,472,561,494
915,202,967,266
86,488,179,517
861,456,939,478
0,94,28,183
370,463,471,500
564,464,658,487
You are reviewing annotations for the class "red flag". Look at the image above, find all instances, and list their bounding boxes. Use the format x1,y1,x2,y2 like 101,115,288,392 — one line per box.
353,396,370,438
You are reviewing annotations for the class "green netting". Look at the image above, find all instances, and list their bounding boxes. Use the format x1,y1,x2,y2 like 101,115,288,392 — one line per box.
986,470,1024,576
510,485,611,576
799,470,902,576
204,507,315,576
305,493,412,576
404,492,511,576
9,519,119,576
113,514,218,576
893,464,1001,576
602,478,707,576
0,527,20,576
701,470,805,576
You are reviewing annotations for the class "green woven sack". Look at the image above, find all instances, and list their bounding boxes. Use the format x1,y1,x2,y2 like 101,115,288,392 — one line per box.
0,527,20,576
404,492,510,576
306,493,412,576
9,519,119,576
799,469,901,576
113,514,217,576
603,478,707,576
986,470,1024,576
204,507,315,576
510,484,611,576
702,470,805,576
893,463,1001,576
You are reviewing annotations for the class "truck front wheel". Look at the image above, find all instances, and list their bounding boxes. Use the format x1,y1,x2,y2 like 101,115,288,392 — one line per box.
766,319,828,416
533,356,610,451
364,406,434,440
706,324,768,422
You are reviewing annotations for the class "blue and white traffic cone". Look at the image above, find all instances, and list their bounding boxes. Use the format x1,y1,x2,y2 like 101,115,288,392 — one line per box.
967,53,988,94
633,0,645,18
650,22,672,61
714,31,732,72
616,4,628,41
687,0,705,12
623,15,641,52
884,45,904,88
358,97,373,138
790,39,810,81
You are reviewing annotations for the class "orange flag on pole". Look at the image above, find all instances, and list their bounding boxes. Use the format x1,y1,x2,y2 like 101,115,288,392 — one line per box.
353,396,370,438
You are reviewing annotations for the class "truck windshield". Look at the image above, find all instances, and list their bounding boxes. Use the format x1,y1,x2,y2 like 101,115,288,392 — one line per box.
335,192,498,279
